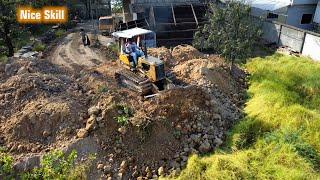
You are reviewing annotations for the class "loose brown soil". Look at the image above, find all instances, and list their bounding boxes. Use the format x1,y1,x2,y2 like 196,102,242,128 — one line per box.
0,29,247,179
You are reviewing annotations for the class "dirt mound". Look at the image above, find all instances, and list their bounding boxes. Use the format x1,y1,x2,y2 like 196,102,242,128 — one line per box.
148,47,175,68
0,42,246,180
0,58,91,155
78,86,234,179
172,45,203,63
173,56,246,103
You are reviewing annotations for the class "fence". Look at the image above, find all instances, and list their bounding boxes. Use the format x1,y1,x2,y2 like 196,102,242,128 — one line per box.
261,20,320,61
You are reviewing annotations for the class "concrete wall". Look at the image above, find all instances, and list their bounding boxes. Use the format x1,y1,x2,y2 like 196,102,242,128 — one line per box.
261,21,281,43
314,1,320,23
279,26,305,52
286,5,317,29
262,20,320,61
302,33,320,61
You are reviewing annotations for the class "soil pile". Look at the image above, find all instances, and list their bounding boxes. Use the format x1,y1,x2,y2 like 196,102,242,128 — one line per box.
148,47,175,68
79,86,237,179
0,42,247,180
0,58,91,155
173,56,247,104
172,45,204,63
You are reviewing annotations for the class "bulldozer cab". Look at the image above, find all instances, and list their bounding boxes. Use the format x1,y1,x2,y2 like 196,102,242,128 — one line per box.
112,28,164,82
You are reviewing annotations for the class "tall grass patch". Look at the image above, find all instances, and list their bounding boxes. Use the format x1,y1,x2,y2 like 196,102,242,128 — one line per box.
169,53,320,179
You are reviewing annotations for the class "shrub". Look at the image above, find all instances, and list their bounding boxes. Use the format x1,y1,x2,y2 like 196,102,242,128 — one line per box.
55,29,66,38
0,55,8,64
22,150,77,180
32,42,45,52
0,153,14,179
115,104,132,126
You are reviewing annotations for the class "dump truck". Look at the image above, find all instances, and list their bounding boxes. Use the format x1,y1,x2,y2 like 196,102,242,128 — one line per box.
99,16,122,35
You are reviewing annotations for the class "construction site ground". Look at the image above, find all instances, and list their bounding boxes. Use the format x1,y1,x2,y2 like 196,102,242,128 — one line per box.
0,23,247,179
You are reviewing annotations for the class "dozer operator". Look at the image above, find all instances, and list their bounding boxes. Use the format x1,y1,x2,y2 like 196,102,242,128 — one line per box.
124,38,144,69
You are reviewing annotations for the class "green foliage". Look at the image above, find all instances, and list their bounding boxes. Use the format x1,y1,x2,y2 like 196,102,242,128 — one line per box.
33,42,45,52
0,0,20,56
193,1,262,64
98,85,108,93
68,154,96,180
0,55,8,64
105,43,119,60
115,104,132,126
55,29,67,38
0,152,14,179
111,0,123,13
22,150,77,180
169,54,320,180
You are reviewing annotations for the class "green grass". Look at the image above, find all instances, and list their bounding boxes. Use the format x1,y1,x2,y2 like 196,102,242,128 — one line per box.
55,29,67,38
0,55,8,64
167,53,320,180
1,150,92,179
32,42,45,52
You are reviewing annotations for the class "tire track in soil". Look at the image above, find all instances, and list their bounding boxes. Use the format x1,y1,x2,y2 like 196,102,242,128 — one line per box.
49,33,105,69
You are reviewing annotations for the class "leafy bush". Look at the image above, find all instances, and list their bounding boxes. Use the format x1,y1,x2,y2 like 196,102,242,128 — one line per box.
115,104,132,126
0,153,14,179
169,54,320,179
0,55,8,64
55,29,67,38
32,42,45,52
22,150,77,180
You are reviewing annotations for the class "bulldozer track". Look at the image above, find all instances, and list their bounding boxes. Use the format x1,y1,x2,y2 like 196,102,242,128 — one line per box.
115,69,153,95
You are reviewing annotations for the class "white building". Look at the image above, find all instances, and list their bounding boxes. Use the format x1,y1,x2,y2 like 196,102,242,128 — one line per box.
314,0,320,24
247,0,319,30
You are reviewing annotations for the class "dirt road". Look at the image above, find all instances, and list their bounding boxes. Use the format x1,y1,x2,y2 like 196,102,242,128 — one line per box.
49,32,106,69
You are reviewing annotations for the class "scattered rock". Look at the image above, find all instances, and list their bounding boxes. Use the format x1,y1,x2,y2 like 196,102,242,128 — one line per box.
199,141,211,153
88,106,100,116
85,116,97,131
158,166,164,176
77,129,88,138
13,155,41,172
97,163,104,170
42,130,50,138
103,164,112,173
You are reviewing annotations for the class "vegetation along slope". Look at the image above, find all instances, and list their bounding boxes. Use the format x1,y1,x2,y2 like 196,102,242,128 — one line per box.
167,53,320,180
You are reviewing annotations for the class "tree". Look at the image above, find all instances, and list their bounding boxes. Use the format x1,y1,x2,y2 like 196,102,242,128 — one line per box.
0,0,18,57
111,0,123,14
193,1,262,70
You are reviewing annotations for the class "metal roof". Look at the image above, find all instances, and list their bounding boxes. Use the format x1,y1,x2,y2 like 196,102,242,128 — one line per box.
247,0,292,11
99,16,113,20
112,28,154,38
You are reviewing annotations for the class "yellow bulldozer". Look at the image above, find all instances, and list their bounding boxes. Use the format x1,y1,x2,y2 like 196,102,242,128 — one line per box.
112,28,174,95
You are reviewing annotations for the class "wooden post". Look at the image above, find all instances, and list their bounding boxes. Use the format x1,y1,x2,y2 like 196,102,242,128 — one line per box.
171,4,177,26
191,4,198,26
150,6,156,29
277,24,282,45
300,31,307,53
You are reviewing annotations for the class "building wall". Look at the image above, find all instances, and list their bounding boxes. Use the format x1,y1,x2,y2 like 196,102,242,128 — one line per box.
132,0,201,6
261,20,320,61
292,0,318,5
314,1,320,23
302,33,320,61
286,5,317,29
